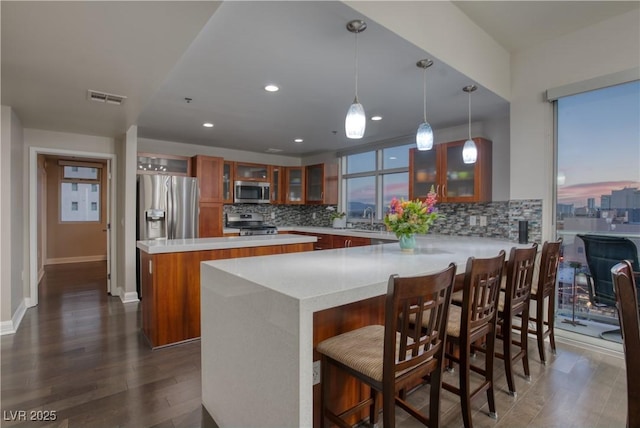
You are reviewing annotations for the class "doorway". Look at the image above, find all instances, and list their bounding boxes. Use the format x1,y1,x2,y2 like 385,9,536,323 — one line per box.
29,147,117,307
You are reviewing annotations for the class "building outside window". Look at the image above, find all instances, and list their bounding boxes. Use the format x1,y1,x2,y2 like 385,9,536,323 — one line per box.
554,79,640,341
60,165,101,222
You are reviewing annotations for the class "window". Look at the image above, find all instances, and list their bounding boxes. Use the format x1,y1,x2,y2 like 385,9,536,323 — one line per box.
341,143,413,220
60,165,101,222
554,79,640,339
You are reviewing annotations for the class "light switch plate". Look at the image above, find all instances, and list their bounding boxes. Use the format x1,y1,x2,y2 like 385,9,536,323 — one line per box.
312,360,321,385
469,215,477,226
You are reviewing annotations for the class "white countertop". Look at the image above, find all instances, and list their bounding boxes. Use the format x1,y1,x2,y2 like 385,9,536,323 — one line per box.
137,234,317,254
200,234,530,427
202,234,526,312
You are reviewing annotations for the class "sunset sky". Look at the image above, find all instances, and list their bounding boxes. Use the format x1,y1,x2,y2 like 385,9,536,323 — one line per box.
557,80,640,207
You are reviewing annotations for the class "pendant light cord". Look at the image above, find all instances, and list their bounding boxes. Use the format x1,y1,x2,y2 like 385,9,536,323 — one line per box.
468,90,472,140
423,68,427,123
354,31,359,102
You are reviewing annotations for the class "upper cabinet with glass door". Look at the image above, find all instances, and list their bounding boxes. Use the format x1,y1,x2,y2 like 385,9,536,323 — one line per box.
409,148,438,200
234,162,269,181
285,167,305,204
270,166,285,204
305,163,338,205
223,161,234,203
409,137,492,203
137,153,191,176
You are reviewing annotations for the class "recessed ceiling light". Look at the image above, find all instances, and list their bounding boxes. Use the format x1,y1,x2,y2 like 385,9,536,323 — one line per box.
389,156,397,160
371,115,382,121
294,138,303,143
264,85,279,92
203,122,214,128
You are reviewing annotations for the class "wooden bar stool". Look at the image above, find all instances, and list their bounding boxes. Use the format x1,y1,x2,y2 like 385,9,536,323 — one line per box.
495,244,538,396
442,251,505,428
612,260,640,428
514,239,562,365
316,264,456,428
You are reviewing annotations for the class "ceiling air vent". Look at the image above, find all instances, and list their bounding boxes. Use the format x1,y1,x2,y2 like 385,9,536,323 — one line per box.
266,148,283,153
87,89,127,105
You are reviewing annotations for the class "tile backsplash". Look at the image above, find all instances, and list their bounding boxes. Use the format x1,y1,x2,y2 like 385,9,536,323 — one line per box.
223,199,543,243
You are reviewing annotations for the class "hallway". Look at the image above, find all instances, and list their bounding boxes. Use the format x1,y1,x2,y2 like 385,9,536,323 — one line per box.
0,262,629,427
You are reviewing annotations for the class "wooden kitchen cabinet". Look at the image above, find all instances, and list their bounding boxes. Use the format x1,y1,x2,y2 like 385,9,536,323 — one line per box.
285,167,305,204
409,137,492,203
140,242,314,348
305,162,338,205
235,162,269,181
191,155,224,237
332,235,372,248
295,232,371,250
199,202,223,238
137,152,191,176
192,155,224,202
270,166,285,204
222,161,234,203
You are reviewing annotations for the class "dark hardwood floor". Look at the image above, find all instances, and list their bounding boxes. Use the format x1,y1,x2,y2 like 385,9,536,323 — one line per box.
1,262,628,427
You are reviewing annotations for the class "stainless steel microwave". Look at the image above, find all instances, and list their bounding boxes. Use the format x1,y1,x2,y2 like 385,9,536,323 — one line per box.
234,181,270,203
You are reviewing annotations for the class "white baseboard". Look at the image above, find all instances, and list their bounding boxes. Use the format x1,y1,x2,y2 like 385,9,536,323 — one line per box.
45,255,107,265
0,300,27,335
120,291,139,304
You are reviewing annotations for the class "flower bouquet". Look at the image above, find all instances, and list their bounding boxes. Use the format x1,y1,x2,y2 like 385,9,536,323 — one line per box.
383,187,440,250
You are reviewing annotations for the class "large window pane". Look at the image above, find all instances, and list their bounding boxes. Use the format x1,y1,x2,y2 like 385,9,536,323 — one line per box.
555,80,640,338
382,173,409,209
61,182,100,222
346,152,376,174
382,144,412,169
346,176,375,219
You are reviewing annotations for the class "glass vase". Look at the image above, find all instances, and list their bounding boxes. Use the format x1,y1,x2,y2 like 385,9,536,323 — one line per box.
398,234,416,252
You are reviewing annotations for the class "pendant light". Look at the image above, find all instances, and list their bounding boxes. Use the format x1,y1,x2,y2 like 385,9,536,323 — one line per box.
345,20,367,139
462,85,478,164
416,59,434,151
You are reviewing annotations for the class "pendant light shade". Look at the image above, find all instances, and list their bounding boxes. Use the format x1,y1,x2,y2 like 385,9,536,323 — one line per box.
345,20,367,140
462,139,477,164
345,98,366,139
462,85,478,164
416,59,434,151
416,122,434,151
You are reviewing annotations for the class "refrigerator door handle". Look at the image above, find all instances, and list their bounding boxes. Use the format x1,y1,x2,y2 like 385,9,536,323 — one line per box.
166,177,174,239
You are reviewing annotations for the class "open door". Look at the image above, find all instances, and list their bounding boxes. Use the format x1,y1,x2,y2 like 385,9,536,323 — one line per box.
106,159,112,294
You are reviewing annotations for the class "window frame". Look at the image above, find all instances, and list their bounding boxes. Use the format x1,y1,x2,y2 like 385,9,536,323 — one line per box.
340,142,413,222
59,164,102,224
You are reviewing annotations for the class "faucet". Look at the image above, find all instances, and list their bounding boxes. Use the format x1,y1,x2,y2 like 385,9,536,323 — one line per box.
362,207,375,226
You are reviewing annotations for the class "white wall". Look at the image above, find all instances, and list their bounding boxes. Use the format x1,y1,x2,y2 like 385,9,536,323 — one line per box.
510,9,640,240
121,126,139,303
138,138,302,167
1,106,26,333
345,0,511,101
484,115,510,202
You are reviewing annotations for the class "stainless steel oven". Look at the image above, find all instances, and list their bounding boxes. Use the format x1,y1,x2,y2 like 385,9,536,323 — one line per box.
234,181,270,204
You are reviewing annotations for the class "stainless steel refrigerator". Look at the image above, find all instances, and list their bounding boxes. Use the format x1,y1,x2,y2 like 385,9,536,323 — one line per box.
137,175,200,240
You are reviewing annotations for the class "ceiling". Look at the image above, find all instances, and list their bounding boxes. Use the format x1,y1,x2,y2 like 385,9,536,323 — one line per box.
3,1,638,157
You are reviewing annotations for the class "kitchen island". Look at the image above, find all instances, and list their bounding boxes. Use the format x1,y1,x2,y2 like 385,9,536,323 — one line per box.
137,234,316,348
200,234,530,427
